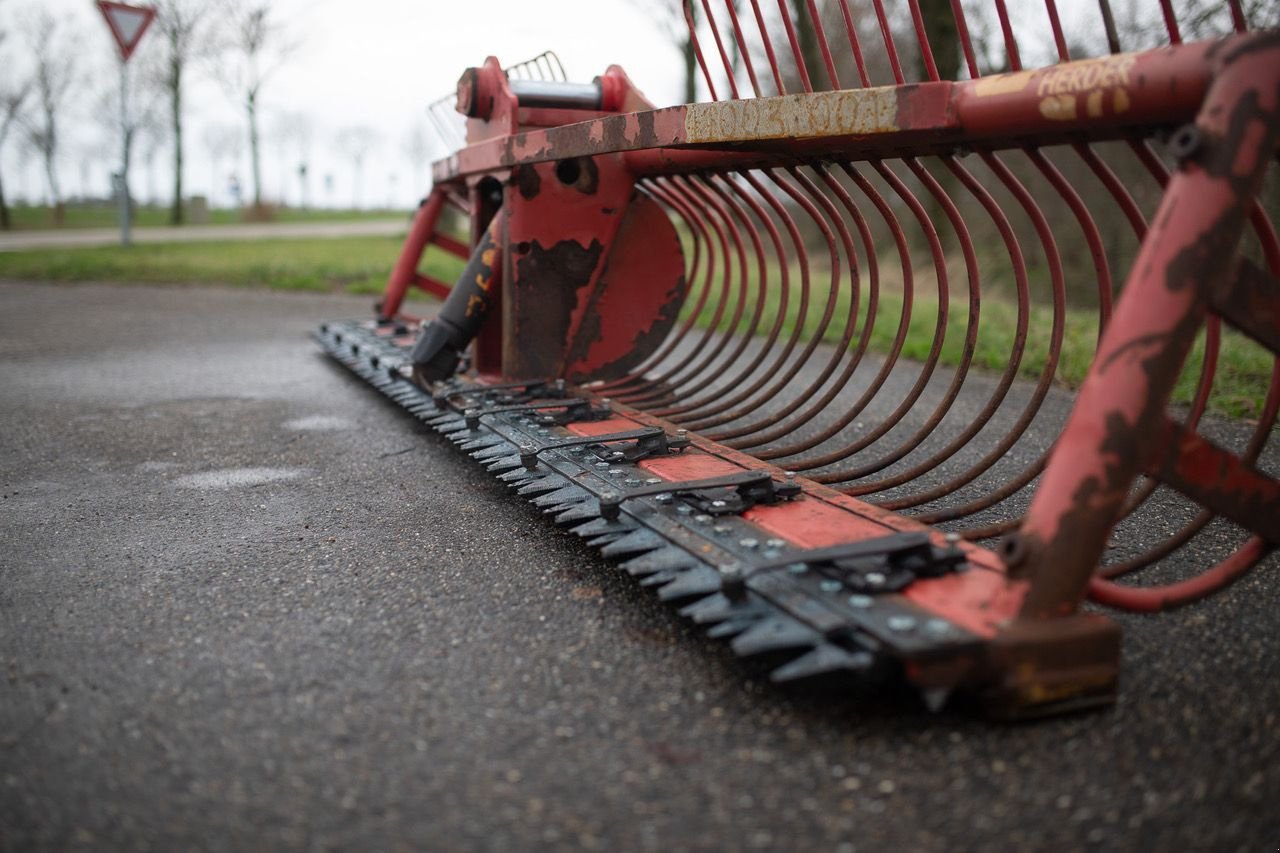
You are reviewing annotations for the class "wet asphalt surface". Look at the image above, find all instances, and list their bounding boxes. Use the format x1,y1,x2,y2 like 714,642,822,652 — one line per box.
1,280,1276,851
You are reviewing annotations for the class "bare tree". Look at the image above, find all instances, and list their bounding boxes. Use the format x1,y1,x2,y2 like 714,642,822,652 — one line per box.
401,121,430,194
24,11,79,224
334,125,380,209
150,0,216,225
202,122,242,208
219,2,297,210
0,4,32,229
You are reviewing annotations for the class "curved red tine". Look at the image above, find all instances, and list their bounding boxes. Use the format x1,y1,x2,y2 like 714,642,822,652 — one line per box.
874,150,1069,517
699,0,741,99
774,0,814,93
1096,0,1122,54
906,0,940,82
685,0,720,101
671,172,802,427
613,176,731,405
601,178,712,400
794,156,979,479
722,0,763,99
643,175,755,405
871,0,905,84
711,166,850,447
1090,537,1270,613
1045,0,1070,63
838,0,872,88
993,0,1022,71
804,0,841,90
683,170,816,435
1160,0,1183,45
748,0,786,96
653,175,773,418
1228,0,1247,33
950,0,980,79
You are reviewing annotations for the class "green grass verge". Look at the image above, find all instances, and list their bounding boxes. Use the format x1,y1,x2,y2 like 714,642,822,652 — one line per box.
5,204,408,230
0,235,466,298
1,238,1269,420
682,268,1273,421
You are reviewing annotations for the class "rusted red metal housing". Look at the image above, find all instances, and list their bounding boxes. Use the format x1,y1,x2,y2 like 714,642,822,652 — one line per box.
356,3,1278,717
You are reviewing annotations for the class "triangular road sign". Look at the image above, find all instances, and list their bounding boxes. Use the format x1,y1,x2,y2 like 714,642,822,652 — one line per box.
95,1,156,62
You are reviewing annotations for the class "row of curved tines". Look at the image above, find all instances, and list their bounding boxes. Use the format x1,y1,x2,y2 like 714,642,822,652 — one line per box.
587,152,1277,593
681,0,1255,99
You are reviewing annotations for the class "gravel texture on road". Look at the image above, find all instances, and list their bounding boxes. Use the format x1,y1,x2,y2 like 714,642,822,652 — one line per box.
1,281,1276,851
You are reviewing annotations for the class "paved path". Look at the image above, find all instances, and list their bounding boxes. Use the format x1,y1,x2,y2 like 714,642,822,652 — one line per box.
0,219,408,252
1,281,1275,850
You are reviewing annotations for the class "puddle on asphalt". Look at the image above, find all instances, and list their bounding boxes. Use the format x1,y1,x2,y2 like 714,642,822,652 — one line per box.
282,414,354,431
175,467,305,489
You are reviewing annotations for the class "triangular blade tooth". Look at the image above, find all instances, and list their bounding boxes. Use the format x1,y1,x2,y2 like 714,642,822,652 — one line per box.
471,443,516,460
516,475,569,497
572,518,639,539
542,497,588,515
657,566,723,601
706,615,762,639
921,687,951,713
731,616,821,658
426,413,460,427
553,502,600,525
639,569,681,587
600,530,666,559
585,532,626,547
459,435,505,452
621,547,697,577
437,421,471,435
486,456,523,473
681,592,733,622
769,644,875,684
498,468,540,483
531,485,589,508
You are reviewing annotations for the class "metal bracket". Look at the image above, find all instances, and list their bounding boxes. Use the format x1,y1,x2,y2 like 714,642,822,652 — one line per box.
436,378,565,410
599,470,801,521
518,427,690,470
720,532,966,599
463,397,609,431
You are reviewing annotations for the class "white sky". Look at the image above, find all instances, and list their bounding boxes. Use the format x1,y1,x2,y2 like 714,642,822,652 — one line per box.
1,0,687,210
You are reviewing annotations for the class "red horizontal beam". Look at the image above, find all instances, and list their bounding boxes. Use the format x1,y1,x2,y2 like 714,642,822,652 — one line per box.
433,38,1223,182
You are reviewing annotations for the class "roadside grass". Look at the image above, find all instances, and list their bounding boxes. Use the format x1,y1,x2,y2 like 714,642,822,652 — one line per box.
682,261,1273,421
5,204,408,230
1,237,1269,420
0,235,466,298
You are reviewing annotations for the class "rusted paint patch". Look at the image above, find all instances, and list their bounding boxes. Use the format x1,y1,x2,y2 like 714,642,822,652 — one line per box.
510,238,604,376
684,87,899,143
639,451,741,480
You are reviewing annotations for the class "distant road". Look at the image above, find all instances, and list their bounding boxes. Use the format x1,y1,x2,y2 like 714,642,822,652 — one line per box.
0,218,409,251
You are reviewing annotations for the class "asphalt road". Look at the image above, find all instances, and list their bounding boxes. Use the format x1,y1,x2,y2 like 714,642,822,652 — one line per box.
2,281,1276,851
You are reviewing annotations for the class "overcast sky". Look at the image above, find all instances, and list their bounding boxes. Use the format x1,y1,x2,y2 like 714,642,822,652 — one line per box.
1,0,687,210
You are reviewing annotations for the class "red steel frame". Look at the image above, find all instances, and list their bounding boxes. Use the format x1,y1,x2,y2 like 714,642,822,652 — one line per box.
375,3,1278,715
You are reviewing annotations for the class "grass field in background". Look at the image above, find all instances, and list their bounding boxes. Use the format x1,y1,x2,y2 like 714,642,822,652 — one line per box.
0,238,1270,420
0,235,466,297
4,204,408,231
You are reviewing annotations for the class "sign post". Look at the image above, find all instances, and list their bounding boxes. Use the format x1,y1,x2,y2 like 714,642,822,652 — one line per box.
95,1,156,247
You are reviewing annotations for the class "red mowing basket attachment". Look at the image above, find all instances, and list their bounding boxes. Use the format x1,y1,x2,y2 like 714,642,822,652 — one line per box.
319,1,1280,718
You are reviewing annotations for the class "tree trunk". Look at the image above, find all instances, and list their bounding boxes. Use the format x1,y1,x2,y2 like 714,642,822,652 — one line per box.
169,59,184,225
683,36,696,104
247,89,262,207
0,171,10,230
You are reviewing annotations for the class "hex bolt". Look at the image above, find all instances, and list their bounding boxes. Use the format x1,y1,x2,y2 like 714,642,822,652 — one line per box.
608,468,624,476
710,499,727,508
720,565,747,600
738,538,759,550
944,532,961,545
645,478,662,485
553,378,566,394
519,444,539,470
594,461,609,469
654,494,672,504
848,594,873,609
624,478,641,487
676,429,688,438
693,514,712,525
784,470,796,482
820,579,842,593
713,524,732,535
1166,123,1203,163
924,619,951,637
887,615,917,633
864,571,886,587
786,563,808,575
765,538,786,549
676,505,693,516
